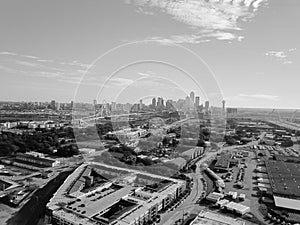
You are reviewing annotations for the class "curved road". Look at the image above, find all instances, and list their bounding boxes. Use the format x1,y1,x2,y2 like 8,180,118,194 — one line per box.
159,139,262,225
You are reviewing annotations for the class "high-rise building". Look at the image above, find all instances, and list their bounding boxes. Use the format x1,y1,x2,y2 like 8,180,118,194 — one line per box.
222,100,226,112
195,96,200,108
190,91,195,104
111,102,116,111
185,96,191,110
93,99,97,105
152,97,156,109
204,101,210,112
139,99,143,110
157,97,164,109
50,100,56,110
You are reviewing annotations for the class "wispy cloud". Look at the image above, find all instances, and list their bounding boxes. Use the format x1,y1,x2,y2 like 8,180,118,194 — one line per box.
239,94,279,100
228,93,280,101
148,35,211,44
126,0,268,43
0,51,92,85
265,48,296,65
0,51,18,56
15,60,41,68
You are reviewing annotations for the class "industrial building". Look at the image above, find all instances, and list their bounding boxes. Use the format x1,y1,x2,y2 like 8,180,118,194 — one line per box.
265,160,300,211
190,211,245,225
47,163,186,225
206,192,224,203
213,153,237,172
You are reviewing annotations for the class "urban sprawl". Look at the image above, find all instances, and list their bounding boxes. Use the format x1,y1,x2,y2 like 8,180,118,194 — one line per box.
0,93,300,225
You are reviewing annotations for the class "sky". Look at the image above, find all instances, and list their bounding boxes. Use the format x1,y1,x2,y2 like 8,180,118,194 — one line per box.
0,0,299,109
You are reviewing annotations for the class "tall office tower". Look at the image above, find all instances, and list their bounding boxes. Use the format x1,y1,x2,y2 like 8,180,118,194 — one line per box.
93,99,97,105
205,101,210,112
50,100,56,110
190,91,195,104
177,99,185,110
70,101,74,110
157,97,162,108
116,103,123,111
157,97,160,107
222,100,226,112
157,97,165,109
195,96,200,108
185,96,191,110
111,102,116,111
161,98,164,108
139,99,143,110
152,97,156,109
124,103,131,112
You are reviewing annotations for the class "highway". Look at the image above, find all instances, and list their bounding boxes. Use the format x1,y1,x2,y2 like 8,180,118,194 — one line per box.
267,119,300,131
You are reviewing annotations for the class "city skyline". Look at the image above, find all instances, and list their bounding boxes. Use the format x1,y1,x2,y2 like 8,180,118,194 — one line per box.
0,0,299,109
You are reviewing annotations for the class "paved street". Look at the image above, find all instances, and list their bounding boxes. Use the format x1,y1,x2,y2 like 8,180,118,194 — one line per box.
158,136,263,225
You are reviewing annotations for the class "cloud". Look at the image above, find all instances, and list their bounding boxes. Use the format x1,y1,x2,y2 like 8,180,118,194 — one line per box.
147,35,211,44
21,54,39,59
126,0,269,43
0,51,18,56
226,93,280,102
239,94,279,100
108,77,135,87
265,51,286,58
15,60,41,68
37,59,54,63
0,51,92,85
265,48,296,64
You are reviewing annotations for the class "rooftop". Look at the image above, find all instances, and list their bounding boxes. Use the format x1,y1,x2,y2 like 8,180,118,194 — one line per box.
214,154,232,169
191,211,245,225
265,160,300,198
47,162,185,225
16,153,56,164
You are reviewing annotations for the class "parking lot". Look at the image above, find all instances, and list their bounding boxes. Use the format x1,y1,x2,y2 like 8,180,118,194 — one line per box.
208,148,274,224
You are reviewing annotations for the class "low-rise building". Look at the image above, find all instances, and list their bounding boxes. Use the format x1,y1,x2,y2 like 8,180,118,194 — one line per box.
47,163,186,225
191,211,245,225
15,153,59,168
224,202,250,215
206,192,224,203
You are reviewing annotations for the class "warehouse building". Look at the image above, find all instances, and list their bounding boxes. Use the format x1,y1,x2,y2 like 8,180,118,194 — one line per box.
265,160,300,211
190,211,245,225
213,153,237,172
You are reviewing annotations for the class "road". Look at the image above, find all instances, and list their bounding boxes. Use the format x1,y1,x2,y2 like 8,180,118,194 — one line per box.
159,137,263,225
267,119,300,131
149,117,191,136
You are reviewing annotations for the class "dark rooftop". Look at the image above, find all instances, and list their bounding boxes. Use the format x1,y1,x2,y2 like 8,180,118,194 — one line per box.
94,199,137,223
265,160,300,198
214,154,232,169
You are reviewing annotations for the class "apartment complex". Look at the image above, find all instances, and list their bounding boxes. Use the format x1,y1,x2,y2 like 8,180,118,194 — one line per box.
47,163,186,225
